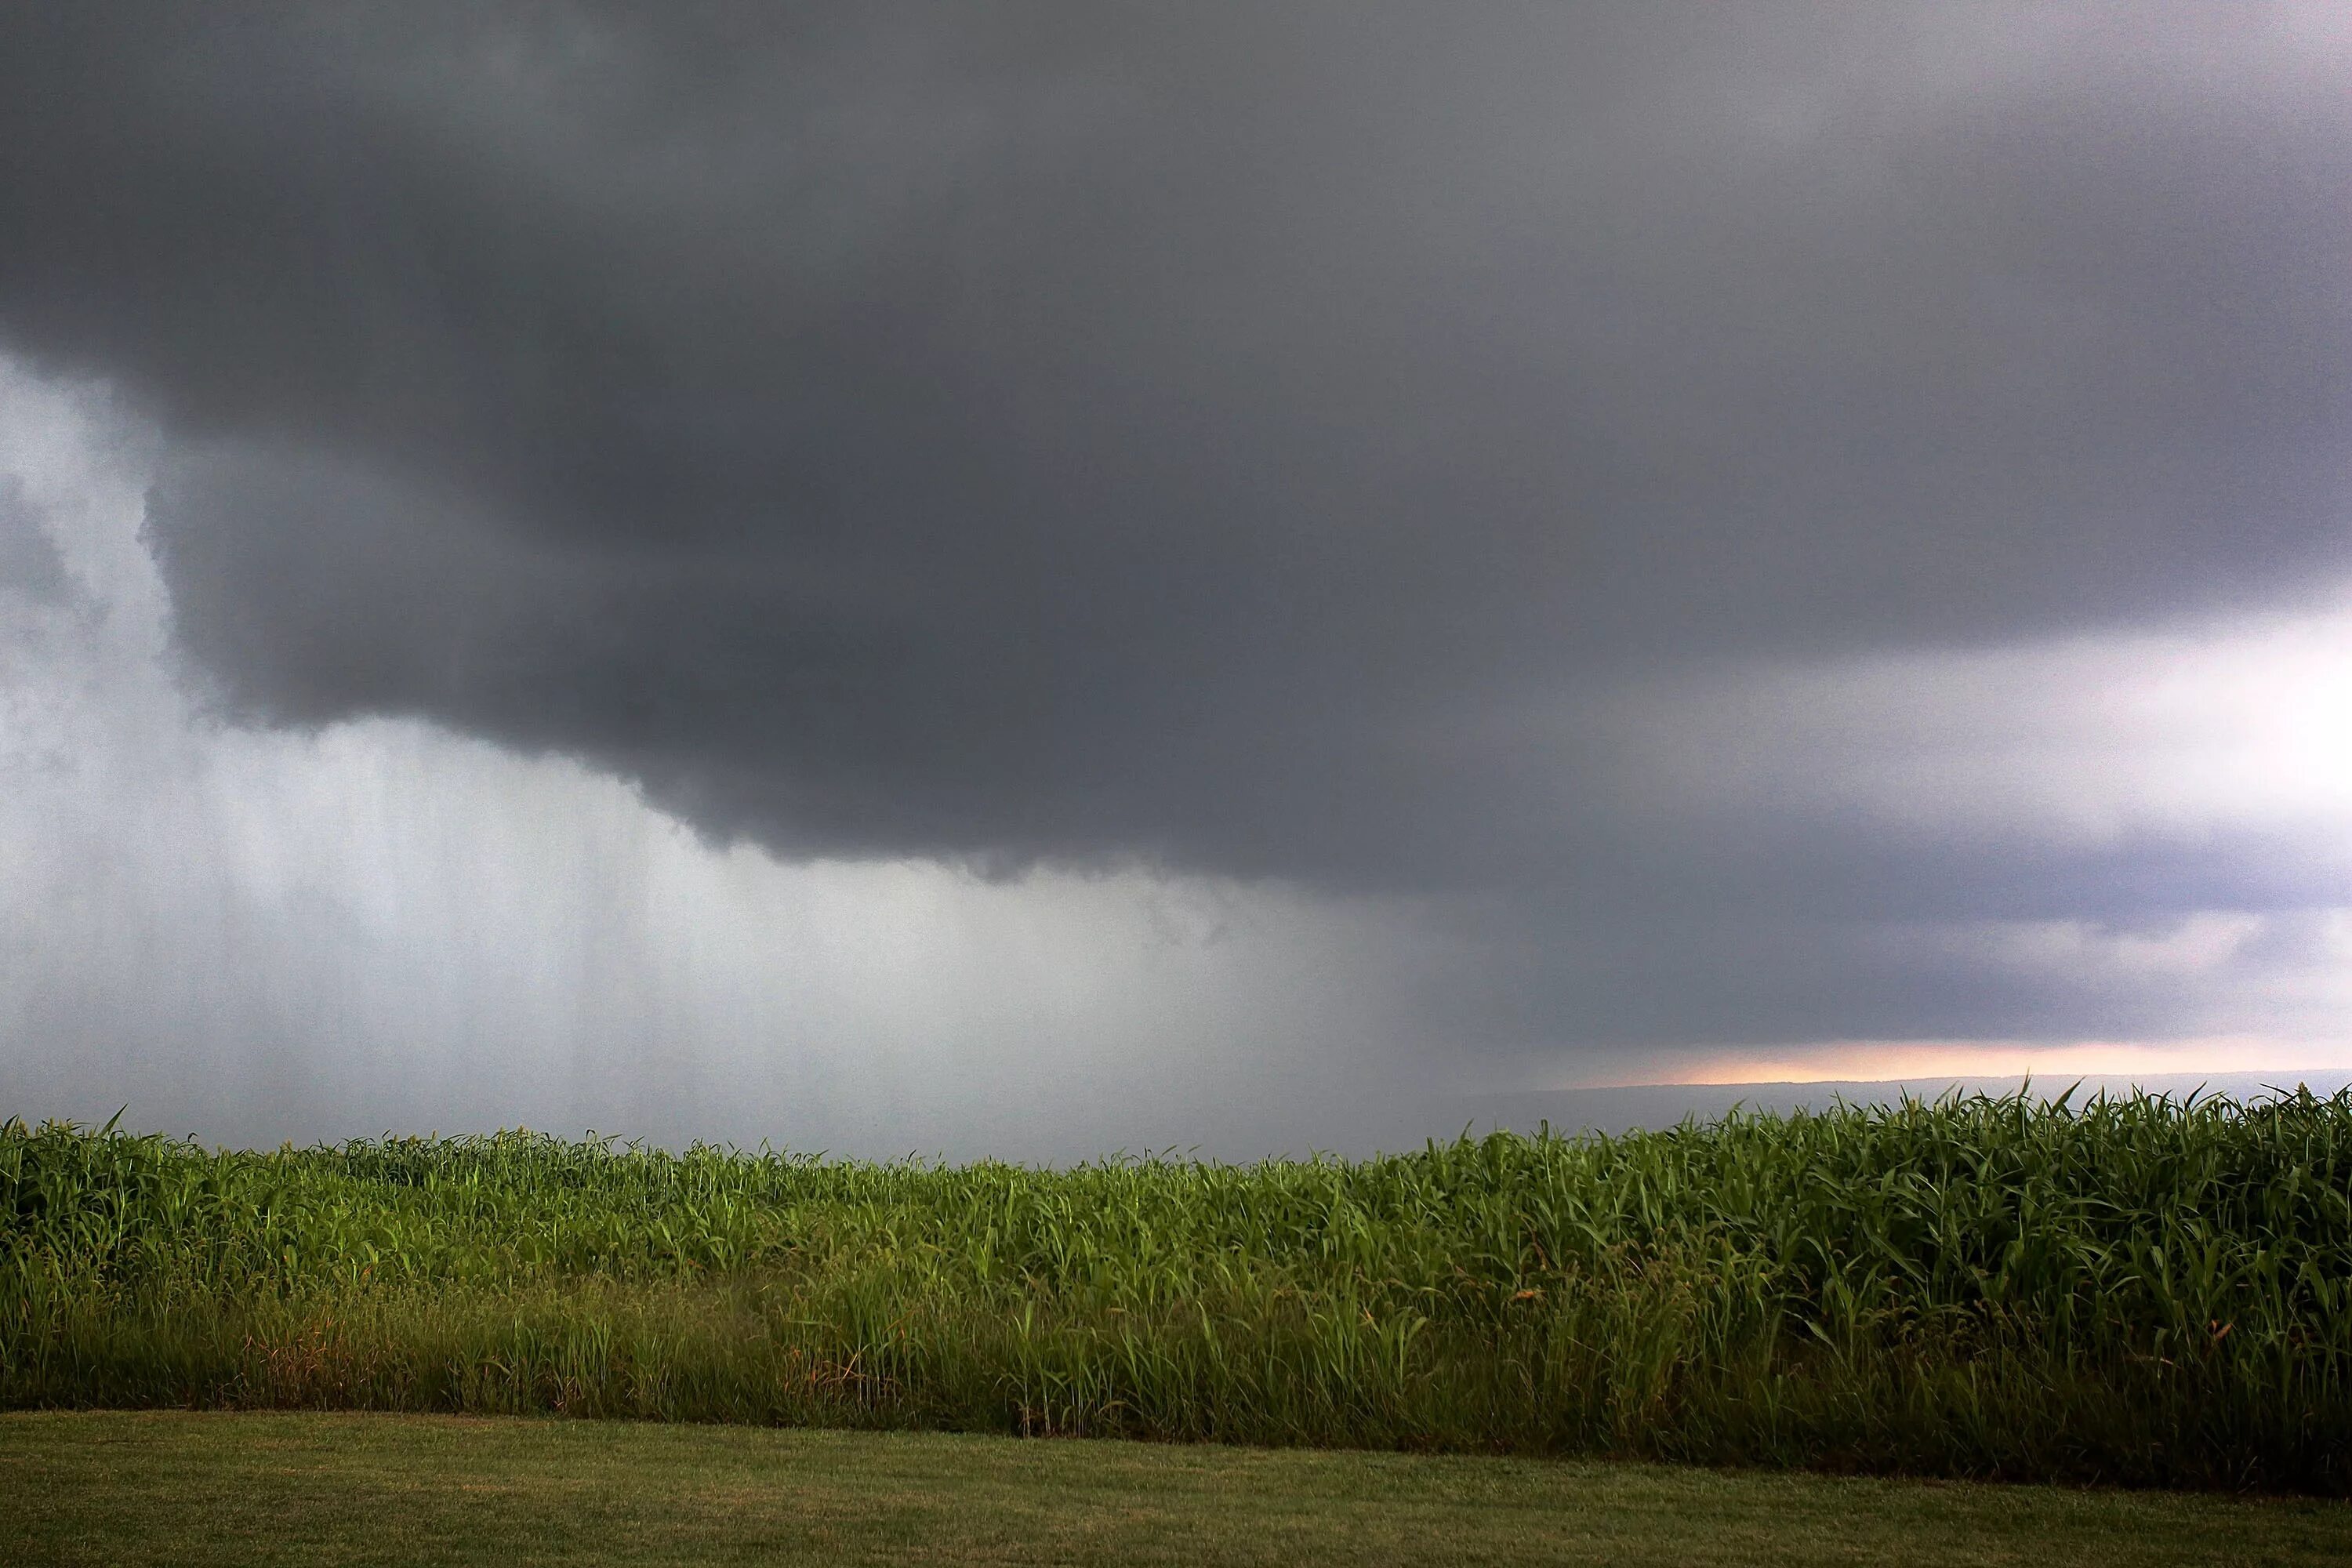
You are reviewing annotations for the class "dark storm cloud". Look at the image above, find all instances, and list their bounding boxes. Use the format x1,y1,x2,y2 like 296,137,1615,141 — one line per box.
2,3,2347,896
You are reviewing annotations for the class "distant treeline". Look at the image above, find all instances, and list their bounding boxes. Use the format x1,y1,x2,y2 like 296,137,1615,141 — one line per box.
5,1091,2350,1491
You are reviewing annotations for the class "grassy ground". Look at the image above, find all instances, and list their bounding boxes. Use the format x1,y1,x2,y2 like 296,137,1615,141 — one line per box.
3,1413,2347,1567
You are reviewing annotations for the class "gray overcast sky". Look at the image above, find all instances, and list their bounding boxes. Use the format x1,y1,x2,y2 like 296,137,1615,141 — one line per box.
2,4,2350,1155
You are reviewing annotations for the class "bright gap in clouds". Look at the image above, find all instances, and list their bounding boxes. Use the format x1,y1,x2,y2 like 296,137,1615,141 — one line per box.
2,358,2350,1156
1604,615,2352,842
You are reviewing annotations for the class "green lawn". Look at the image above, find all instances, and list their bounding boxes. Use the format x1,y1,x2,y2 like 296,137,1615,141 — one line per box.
2,1413,2345,1566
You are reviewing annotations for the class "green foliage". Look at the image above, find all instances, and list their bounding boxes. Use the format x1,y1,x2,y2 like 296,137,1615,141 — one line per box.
5,1090,2350,1490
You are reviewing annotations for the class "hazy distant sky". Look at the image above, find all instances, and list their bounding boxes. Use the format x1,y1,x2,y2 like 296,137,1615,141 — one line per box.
3,5,2350,1155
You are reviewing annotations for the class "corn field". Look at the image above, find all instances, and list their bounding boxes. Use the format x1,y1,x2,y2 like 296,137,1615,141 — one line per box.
5,1090,2350,1490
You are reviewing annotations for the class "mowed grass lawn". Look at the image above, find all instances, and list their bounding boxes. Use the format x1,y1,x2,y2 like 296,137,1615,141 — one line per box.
2,1413,2346,1567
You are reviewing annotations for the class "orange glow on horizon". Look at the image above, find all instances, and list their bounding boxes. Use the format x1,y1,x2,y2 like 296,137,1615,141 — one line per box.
1578,1036,2352,1090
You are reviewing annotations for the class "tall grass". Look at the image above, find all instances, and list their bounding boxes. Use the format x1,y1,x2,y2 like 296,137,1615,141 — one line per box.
5,1090,2350,1490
